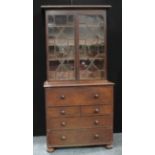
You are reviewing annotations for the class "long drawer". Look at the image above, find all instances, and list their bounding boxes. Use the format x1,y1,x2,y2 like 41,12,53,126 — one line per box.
47,128,113,147
46,86,113,106
47,116,112,129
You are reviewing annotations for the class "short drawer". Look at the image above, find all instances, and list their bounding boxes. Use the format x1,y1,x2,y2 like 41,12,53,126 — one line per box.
47,128,113,147
47,106,80,118
47,116,112,129
45,86,113,107
81,104,113,116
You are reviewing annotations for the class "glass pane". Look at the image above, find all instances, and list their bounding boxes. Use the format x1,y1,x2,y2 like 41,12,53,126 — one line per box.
48,15,74,26
47,15,75,80
79,15,105,80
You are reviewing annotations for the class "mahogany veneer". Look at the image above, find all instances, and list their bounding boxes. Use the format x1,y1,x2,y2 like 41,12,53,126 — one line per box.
42,5,114,152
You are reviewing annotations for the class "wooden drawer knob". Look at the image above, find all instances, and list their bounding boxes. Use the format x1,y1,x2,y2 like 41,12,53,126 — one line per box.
94,120,99,125
60,95,65,99
94,94,99,99
94,108,100,113
60,110,65,115
94,134,100,139
61,121,66,126
61,135,67,140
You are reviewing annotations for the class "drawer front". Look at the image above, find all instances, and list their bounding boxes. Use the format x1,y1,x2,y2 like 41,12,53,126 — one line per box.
46,86,113,106
47,116,112,129
47,106,80,118
47,128,113,147
81,104,112,116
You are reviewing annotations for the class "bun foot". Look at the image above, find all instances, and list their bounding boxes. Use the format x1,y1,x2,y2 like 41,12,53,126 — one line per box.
105,144,113,149
47,147,55,152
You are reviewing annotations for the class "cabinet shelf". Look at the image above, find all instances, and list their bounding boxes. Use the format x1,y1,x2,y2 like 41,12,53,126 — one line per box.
79,24,104,27
48,24,103,28
48,24,73,28
80,57,104,60
48,57,104,61
48,39,104,46
48,57,75,61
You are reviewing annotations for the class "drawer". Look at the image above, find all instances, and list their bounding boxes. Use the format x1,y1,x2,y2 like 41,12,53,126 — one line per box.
81,104,112,116
45,86,113,107
47,128,113,147
47,106,80,118
47,116,112,129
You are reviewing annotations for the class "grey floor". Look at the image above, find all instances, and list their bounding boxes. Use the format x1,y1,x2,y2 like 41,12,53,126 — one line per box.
34,133,122,155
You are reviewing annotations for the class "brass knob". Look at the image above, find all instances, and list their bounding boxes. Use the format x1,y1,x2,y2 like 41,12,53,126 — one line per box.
60,95,65,99
61,121,66,126
94,108,100,113
94,134,99,139
61,135,66,140
60,110,65,115
94,120,99,125
94,94,99,99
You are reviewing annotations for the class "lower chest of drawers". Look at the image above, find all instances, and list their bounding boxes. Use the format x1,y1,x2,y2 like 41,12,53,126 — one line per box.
45,85,114,149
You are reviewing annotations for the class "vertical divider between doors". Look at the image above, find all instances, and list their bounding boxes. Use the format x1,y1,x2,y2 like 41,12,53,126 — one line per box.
74,13,80,80
103,10,107,80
